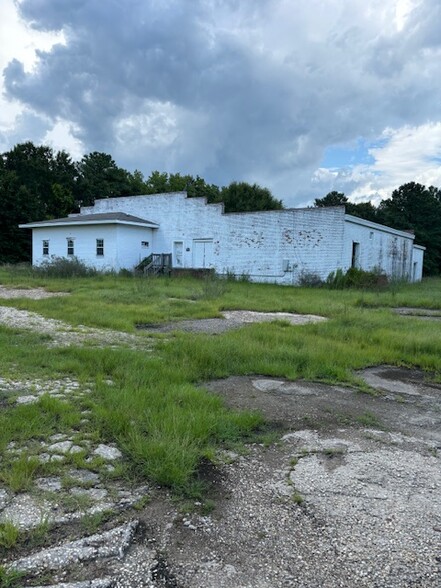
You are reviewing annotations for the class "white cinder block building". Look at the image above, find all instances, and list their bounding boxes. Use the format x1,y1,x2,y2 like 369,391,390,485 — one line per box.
20,192,425,283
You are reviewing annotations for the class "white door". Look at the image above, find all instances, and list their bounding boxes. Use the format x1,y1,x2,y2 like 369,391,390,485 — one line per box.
173,241,184,267
193,239,213,268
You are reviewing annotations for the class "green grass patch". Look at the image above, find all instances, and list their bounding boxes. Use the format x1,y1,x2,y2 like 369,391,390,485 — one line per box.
0,454,41,493
0,522,20,549
0,566,24,588
356,412,384,429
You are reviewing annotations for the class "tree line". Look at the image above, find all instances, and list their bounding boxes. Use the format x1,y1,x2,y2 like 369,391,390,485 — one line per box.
1,141,440,275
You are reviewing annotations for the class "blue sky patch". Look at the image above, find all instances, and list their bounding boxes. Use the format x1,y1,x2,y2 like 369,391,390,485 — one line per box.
321,138,381,169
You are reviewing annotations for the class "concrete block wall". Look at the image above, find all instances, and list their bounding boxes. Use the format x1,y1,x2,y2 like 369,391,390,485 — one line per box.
218,207,346,284
82,194,347,284
77,194,423,283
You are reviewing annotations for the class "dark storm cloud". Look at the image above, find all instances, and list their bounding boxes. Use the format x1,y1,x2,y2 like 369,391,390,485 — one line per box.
3,0,441,204
0,110,50,151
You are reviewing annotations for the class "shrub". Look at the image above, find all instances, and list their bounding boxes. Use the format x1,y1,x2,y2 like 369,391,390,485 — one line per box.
224,269,251,283
298,271,324,288
200,272,229,298
118,268,133,278
33,256,98,278
326,267,388,290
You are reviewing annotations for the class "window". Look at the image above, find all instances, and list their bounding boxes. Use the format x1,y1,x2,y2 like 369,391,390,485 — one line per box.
67,239,74,256
141,241,149,248
96,239,104,256
42,240,49,256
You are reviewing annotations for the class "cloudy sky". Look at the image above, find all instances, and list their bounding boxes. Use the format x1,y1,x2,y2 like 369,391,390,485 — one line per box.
1,0,441,207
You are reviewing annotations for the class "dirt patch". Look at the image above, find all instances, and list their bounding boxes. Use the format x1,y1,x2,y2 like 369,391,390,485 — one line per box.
137,310,326,334
204,369,441,443
394,307,441,320
0,306,152,349
0,286,69,300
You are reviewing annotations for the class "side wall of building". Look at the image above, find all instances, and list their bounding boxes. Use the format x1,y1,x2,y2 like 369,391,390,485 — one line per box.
32,224,156,271
115,225,154,270
344,216,415,279
32,225,118,270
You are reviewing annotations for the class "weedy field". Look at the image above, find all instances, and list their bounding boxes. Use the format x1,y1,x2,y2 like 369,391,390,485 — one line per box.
0,265,441,496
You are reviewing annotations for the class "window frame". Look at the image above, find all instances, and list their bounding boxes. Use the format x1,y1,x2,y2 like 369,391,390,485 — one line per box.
42,240,49,256
96,238,104,257
67,238,75,256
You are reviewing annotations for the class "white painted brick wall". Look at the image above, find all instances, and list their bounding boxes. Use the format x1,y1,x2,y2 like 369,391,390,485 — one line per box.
29,194,423,282
82,193,347,283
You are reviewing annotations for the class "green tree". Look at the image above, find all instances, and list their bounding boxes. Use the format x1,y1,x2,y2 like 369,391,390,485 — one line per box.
3,142,76,218
137,172,281,212
0,166,40,262
314,191,348,207
314,191,379,222
145,170,170,194
348,201,378,223
0,142,79,262
127,169,149,195
75,152,135,206
218,181,283,213
144,171,221,202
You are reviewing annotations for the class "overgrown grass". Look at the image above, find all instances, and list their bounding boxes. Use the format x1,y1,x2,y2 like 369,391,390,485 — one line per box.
0,266,440,331
0,269,440,492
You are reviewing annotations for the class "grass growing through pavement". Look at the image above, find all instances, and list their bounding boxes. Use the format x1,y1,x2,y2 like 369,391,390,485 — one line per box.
0,522,20,550
0,268,440,492
0,567,24,588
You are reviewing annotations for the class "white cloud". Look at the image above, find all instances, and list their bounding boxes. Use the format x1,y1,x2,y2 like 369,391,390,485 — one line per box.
42,120,84,160
395,0,418,31
370,124,441,178
314,123,441,204
0,0,64,73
